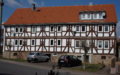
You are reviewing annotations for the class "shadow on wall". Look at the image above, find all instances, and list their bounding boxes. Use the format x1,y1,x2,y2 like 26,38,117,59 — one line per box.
0,46,3,54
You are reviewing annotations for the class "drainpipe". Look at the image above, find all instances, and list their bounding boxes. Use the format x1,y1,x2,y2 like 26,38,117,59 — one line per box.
0,0,4,54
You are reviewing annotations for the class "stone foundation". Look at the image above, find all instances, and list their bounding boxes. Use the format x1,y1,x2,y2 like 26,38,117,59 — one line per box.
91,55,115,66
2,51,115,66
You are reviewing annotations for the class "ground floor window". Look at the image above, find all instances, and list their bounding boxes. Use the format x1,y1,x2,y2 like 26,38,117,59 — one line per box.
101,56,106,59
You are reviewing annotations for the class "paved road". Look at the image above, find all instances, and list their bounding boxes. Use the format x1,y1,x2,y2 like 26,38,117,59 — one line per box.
0,59,119,75
0,61,77,75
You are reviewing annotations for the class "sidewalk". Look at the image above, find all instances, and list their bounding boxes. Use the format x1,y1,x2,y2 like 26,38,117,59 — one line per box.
0,59,119,75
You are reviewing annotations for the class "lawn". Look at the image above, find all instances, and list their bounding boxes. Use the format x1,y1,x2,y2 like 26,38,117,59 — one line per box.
0,55,27,62
71,64,104,72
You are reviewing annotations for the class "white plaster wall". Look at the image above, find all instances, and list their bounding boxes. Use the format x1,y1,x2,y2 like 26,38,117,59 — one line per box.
62,39,66,46
110,48,114,54
36,39,40,45
75,49,79,53
37,26,40,31
31,47,35,51
27,26,31,32
27,39,30,45
45,39,49,46
104,33,109,37
98,33,102,37
87,26,89,31
81,33,85,37
50,47,53,52
98,50,102,53
104,50,109,53
57,48,61,52
111,32,115,36
71,39,74,46
45,26,49,31
7,27,10,32
62,26,66,31
93,48,96,53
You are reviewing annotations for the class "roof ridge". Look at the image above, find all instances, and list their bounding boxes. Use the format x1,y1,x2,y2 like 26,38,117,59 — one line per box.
17,4,114,9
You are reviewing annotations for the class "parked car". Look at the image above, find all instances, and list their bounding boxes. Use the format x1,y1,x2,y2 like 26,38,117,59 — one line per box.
58,55,82,67
27,52,49,62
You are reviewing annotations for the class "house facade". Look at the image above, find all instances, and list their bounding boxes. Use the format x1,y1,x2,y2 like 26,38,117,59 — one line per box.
3,3,117,65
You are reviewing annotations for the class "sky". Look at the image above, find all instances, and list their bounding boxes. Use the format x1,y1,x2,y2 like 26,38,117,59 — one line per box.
1,0,120,37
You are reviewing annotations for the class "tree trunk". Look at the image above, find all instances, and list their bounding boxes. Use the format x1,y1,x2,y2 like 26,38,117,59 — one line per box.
83,53,86,69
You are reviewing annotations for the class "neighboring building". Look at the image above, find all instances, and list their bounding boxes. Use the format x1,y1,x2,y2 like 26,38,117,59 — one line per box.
3,3,117,65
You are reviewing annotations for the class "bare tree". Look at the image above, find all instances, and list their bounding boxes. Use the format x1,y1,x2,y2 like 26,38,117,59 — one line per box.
80,40,92,69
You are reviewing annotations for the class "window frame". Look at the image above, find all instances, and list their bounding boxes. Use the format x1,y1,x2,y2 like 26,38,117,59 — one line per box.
75,40,80,48
101,56,106,59
104,40,109,49
57,39,61,46
14,39,18,46
57,25,61,32
81,25,86,32
76,25,80,32
15,27,19,33
52,53,57,56
50,39,54,46
31,39,35,46
104,25,109,32
50,26,54,32
98,40,103,49
19,39,23,46
93,13,98,19
19,27,23,33
86,13,91,19
98,25,103,32
32,26,36,33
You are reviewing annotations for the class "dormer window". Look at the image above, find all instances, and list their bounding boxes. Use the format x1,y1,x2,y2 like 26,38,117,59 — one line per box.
80,11,106,20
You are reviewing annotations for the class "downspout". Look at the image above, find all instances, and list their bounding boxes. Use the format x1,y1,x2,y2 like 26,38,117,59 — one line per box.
3,26,5,53
0,0,4,54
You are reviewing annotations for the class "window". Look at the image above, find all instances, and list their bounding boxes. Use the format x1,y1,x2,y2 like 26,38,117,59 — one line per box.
52,53,57,56
105,25,109,32
15,27,18,33
20,27,23,33
99,26,102,31
82,14,85,18
15,39,18,45
87,14,91,19
75,40,80,48
50,39,54,46
82,26,85,32
104,41,109,49
57,26,61,32
19,39,23,46
32,26,36,33
98,41,102,49
57,39,61,46
93,13,97,19
76,26,79,31
50,26,54,32
31,39,35,46
101,56,106,59
99,13,102,19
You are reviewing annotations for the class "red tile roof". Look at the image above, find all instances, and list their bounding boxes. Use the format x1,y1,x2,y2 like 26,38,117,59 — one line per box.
3,4,117,25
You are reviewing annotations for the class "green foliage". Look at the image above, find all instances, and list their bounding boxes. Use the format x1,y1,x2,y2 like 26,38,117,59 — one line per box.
72,64,103,72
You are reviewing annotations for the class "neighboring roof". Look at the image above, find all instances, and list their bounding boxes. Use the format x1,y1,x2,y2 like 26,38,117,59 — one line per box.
4,4,117,25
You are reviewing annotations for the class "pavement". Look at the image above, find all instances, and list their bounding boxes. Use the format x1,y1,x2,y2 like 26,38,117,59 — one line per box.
0,59,119,75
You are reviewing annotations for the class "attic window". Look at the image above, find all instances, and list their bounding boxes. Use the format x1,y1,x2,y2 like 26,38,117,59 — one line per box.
80,11,106,20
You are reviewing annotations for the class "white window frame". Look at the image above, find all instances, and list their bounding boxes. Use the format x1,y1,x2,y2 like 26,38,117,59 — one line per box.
52,53,57,56
75,40,80,48
19,27,23,33
50,39,54,46
98,40,103,49
57,39,61,46
32,26,36,33
57,25,61,32
99,13,103,19
31,39,35,46
76,25,80,32
82,14,86,19
50,26,54,32
98,25,103,32
86,13,91,19
104,25,109,32
15,27,19,33
19,39,23,46
14,39,18,46
93,13,98,19
81,25,86,32
104,40,109,49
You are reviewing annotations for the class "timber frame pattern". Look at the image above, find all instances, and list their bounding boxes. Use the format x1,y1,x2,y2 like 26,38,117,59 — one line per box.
4,24,116,55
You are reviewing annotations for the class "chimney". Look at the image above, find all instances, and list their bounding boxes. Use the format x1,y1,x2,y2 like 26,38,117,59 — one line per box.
89,2,93,6
31,3,35,11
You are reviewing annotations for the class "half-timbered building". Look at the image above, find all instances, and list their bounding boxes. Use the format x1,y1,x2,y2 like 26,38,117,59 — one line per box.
3,3,117,65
